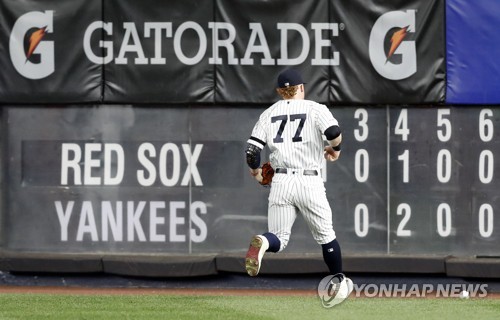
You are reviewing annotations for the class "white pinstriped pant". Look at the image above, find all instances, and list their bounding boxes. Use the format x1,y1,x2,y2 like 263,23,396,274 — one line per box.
268,170,336,251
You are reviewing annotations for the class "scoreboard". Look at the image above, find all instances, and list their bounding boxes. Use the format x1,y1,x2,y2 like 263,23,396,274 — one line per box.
327,107,500,256
4,105,500,257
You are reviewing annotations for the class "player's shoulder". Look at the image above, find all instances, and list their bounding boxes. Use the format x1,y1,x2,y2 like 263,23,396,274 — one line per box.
304,100,331,115
305,99,329,109
263,100,286,115
257,101,282,122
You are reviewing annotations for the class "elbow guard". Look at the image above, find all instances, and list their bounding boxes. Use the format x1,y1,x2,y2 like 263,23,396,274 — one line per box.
325,125,342,150
324,125,341,140
245,143,262,169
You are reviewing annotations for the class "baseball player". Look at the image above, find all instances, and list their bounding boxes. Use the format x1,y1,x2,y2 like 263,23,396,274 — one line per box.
244,69,352,298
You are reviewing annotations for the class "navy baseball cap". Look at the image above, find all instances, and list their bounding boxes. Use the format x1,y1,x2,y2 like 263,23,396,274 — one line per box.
277,69,305,88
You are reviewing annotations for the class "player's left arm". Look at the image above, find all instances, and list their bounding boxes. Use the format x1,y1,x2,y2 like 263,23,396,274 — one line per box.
324,125,342,162
314,104,342,162
246,115,268,182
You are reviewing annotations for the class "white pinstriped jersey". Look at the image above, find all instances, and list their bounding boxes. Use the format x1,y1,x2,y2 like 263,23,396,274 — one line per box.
248,99,338,170
247,98,339,249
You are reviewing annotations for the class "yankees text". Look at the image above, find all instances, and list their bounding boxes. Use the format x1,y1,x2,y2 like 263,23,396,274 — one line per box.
54,200,207,243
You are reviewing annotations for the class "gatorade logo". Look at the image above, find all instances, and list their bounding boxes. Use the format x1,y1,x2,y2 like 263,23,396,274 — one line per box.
369,10,416,80
9,10,55,79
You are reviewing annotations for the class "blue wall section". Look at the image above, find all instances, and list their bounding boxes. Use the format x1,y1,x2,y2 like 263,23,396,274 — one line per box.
446,0,500,104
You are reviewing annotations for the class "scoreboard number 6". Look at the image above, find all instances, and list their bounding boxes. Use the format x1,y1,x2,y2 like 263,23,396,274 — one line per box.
478,109,495,239
479,109,493,142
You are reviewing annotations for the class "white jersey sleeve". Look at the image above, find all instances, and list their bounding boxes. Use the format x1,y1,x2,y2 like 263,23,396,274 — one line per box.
313,103,339,134
247,112,268,150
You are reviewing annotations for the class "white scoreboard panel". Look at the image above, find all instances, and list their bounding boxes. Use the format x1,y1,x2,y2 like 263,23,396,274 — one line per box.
328,107,500,255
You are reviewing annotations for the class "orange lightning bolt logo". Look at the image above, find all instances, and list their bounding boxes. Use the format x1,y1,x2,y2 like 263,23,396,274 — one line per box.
386,26,409,62
26,26,47,61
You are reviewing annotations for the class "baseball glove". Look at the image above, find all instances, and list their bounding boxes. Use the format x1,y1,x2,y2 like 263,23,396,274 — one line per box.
260,162,274,186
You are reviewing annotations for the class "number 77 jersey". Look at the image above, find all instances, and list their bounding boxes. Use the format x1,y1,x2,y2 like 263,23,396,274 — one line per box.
248,99,339,170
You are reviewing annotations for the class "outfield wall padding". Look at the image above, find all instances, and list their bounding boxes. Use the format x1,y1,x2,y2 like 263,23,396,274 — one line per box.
217,254,448,275
445,257,500,279
343,255,448,274
0,250,103,273
2,252,499,278
102,254,218,277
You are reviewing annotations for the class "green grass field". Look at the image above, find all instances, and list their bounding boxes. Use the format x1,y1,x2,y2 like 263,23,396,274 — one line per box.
0,293,499,320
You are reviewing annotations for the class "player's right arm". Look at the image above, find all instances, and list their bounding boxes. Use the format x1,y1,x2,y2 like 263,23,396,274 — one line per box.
246,139,265,182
